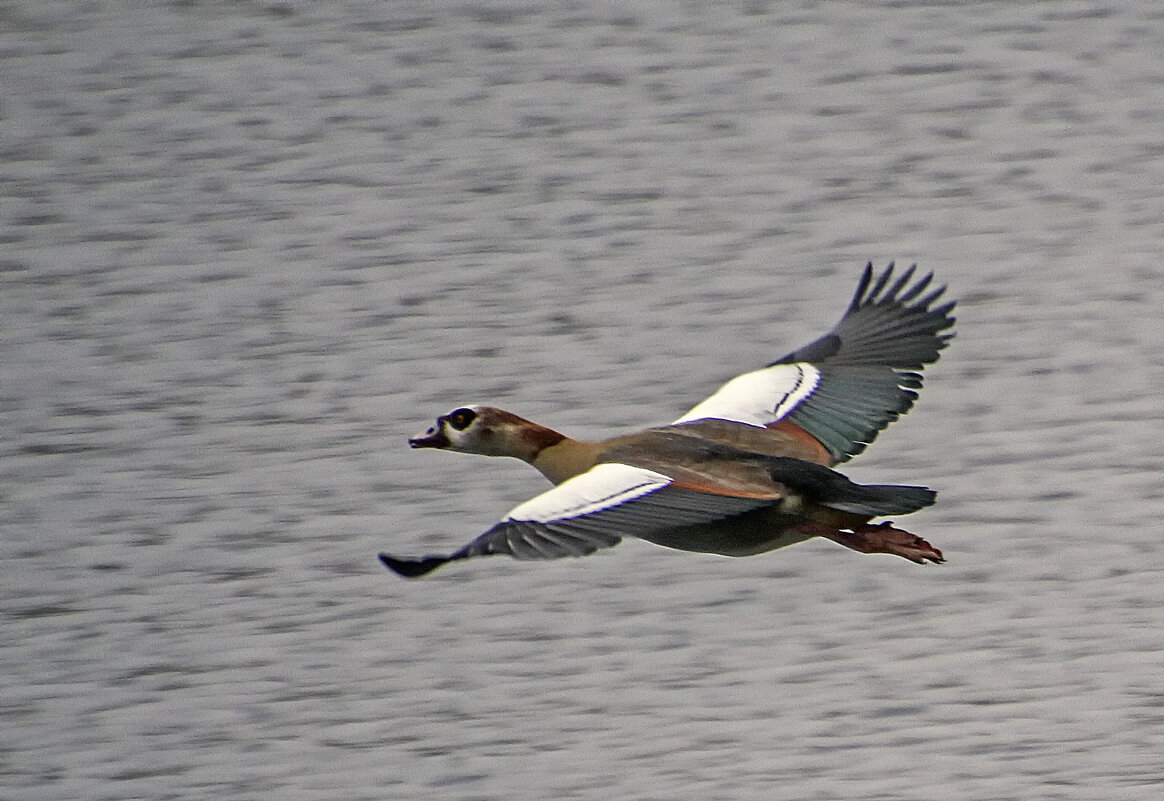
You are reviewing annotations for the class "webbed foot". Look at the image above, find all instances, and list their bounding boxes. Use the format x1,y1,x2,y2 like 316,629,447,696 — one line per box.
821,522,944,564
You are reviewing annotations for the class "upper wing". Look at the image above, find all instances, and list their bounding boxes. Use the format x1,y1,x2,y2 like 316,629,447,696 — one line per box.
673,262,955,464
379,462,778,577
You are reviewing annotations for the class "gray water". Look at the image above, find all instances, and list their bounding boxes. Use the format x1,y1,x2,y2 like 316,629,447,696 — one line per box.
3,2,1163,799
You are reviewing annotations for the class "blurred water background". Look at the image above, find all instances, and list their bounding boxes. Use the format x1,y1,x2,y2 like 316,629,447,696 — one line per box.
3,2,1163,799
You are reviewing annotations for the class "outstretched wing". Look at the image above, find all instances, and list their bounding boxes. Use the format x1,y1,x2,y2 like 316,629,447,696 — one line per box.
379,462,778,577
674,262,955,464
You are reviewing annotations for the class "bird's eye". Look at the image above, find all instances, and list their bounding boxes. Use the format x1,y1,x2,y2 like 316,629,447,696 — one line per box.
446,408,477,431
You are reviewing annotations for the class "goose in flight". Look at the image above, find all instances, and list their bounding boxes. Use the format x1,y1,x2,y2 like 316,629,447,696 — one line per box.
381,263,955,578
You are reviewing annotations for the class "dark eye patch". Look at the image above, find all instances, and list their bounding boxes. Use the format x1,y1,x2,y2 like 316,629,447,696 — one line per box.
446,408,477,431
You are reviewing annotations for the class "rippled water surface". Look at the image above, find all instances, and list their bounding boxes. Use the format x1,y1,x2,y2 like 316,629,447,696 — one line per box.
3,3,1163,799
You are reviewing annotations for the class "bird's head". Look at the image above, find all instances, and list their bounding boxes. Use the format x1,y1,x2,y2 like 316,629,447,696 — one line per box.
409,406,564,460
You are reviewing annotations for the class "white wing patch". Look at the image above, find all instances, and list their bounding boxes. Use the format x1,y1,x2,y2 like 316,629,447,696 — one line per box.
506,463,673,524
673,362,821,428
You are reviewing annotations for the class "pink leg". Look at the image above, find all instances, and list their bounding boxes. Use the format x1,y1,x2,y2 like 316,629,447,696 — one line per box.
799,521,944,564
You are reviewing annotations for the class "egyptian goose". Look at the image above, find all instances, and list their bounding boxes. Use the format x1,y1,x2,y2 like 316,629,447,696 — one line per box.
381,263,955,578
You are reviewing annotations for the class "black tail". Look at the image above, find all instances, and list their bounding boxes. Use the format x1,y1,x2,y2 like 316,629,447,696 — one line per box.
765,456,936,516
823,483,936,516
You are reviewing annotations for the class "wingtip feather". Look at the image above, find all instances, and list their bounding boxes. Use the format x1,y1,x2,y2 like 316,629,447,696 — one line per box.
848,262,875,313
379,552,450,578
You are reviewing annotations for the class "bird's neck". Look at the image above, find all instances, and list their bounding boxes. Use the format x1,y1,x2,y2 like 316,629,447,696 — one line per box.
529,436,602,484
